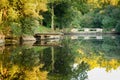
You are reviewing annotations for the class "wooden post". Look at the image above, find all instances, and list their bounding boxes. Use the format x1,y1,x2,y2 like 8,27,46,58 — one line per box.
41,35,45,40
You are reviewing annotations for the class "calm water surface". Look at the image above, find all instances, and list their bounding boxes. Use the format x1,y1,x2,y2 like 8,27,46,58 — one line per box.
0,35,120,80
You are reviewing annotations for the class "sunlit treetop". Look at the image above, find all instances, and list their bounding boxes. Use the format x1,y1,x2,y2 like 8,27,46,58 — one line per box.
104,0,119,5
0,0,9,9
87,0,120,8
0,0,48,21
19,0,48,19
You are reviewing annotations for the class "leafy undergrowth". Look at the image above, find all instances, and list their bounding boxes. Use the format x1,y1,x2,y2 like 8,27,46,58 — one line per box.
35,26,54,33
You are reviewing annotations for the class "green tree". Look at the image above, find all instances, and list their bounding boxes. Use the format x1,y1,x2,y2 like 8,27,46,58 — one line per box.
43,0,85,30
0,0,47,37
47,0,67,30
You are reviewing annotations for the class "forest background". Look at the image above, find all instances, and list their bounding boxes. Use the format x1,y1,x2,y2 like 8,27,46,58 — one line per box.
0,0,120,37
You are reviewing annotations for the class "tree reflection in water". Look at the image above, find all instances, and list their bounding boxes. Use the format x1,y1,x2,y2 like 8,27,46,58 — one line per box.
0,45,48,80
0,35,120,80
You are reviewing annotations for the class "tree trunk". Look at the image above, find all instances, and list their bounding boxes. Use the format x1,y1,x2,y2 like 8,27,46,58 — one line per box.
0,10,2,24
51,4,54,31
51,47,55,72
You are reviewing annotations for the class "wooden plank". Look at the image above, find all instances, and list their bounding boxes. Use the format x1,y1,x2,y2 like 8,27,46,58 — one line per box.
34,33,63,36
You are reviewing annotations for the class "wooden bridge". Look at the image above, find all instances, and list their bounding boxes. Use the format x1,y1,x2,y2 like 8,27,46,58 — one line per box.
71,28,103,33
34,33,63,40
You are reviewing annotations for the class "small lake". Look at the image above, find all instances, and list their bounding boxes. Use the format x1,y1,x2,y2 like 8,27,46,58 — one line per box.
0,34,120,80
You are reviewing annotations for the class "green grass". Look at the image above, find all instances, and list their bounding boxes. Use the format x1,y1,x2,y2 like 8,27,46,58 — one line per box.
35,26,62,33
35,26,53,33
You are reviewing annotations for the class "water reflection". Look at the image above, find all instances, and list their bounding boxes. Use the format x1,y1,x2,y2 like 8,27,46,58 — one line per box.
0,35,120,80
87,67,120,80
0,45,48,80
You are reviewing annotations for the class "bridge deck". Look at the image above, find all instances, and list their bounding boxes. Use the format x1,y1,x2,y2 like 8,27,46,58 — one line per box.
34,33,63,36
34,33,63,40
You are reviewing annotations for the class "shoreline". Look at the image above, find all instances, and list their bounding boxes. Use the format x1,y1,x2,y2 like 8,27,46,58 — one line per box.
63,32,120,35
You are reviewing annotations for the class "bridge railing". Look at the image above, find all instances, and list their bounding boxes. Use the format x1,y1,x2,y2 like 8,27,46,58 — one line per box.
71,28,103,33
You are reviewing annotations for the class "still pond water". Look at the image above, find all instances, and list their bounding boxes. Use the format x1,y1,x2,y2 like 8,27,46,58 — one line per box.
0,34,120,80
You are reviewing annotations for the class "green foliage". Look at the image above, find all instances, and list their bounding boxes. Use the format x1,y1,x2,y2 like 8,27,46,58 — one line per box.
0,0,48,36
80,12,94,28
0,45,48,80
70,8,82,28
102,5,120,32
115,21,120,33
54,2,72,28
20,17,39,35
35,25,52,33
9,17,39,36
78,4,120,33
43,0,85,29
12,47,40,68
10,22,21,35
42,11,51,28
93,11,103,28
102,16,116,29
1,0,120,34
70,0,89,14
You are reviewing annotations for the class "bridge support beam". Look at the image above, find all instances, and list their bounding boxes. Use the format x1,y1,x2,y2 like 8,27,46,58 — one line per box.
41,35,45,40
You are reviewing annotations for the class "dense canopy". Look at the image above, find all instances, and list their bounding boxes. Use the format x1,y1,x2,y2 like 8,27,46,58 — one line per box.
0,0,120,36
